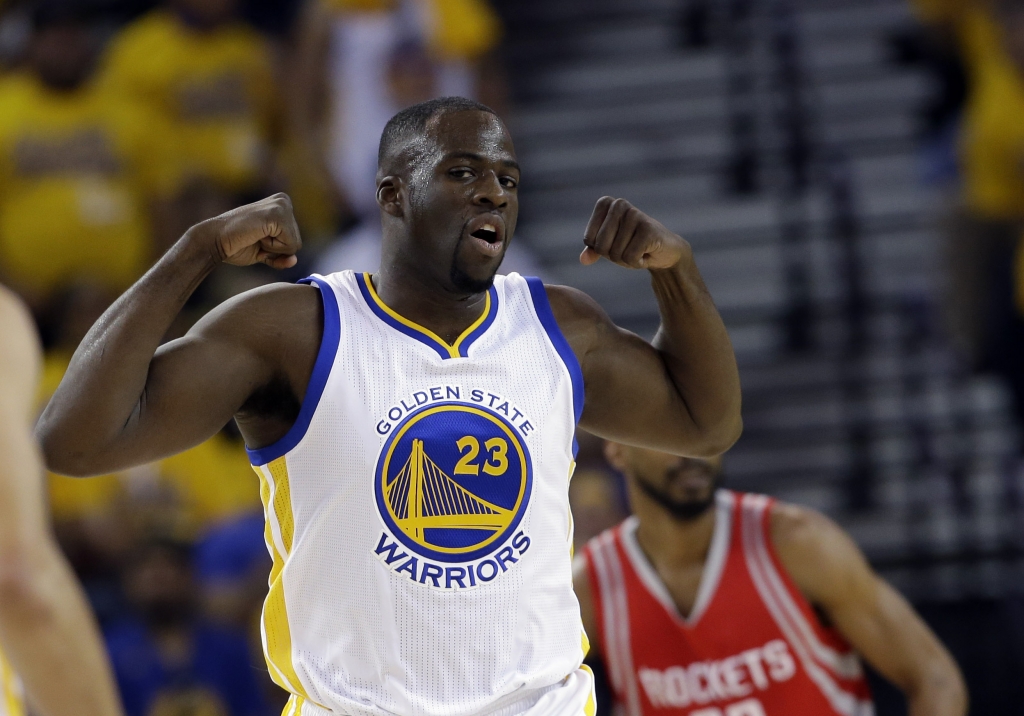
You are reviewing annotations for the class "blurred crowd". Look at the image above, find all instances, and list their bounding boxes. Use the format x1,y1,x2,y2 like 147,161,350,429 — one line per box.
906,0,1024,421
8,0,1024,713
0,0,508,713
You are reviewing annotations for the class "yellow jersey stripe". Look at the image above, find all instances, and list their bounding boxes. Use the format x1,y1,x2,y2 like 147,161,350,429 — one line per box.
580,664,597,716
362,272,491,358
253,460,321,708
282,693,305,716
268,458,295,553
0,649,24,716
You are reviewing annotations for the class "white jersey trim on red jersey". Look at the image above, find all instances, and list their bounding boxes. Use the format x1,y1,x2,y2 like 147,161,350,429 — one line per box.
590,531,644,716
619,490,734,626
740,494,874,716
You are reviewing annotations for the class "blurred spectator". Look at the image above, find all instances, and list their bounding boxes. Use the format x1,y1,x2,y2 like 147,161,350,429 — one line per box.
195,514,282,711
294,0,548,278
568,468,628,553
290,0,503,222
195,513,269,632
100,0,281,237
912,0,1024,417
0,1,179,313
105,538,271,716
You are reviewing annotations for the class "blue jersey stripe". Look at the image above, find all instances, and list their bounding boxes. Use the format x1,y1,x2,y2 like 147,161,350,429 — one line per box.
525,277,585,455
246,276,342,466
456,285,499,357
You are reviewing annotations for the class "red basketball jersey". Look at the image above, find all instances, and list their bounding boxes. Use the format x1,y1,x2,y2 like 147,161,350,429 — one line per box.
583,491,873,716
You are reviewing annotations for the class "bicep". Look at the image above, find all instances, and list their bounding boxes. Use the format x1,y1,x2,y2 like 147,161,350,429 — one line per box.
578,326,695,449
113,324,271,469
550,286,696,453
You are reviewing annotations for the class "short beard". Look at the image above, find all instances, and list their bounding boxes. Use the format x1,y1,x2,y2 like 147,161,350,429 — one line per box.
449,237,502,294
635,476,720,521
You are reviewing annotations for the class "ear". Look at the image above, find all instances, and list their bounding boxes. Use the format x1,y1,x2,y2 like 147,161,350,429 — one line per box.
376,176,404,217
603,441,628,472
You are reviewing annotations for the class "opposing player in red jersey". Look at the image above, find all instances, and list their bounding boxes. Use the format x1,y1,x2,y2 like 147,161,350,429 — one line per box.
574,444,967,716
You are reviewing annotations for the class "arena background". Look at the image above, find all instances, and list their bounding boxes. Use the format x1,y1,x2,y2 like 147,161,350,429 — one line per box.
3,0,1023,713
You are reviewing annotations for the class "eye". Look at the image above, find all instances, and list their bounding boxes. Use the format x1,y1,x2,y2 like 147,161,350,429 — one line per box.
500,176,518,189
449,167,474,179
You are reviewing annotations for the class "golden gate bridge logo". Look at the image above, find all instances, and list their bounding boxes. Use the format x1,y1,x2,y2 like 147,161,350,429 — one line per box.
375,403,532,563
385,438,511,542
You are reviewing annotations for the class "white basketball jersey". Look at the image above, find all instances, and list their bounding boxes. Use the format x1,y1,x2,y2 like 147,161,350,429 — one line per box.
248,271,595,716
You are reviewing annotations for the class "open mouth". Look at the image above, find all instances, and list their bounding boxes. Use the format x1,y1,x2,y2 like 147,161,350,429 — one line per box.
470,225,499,243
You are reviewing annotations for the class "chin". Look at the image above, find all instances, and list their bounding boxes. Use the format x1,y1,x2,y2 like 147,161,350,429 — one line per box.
450,262,499,294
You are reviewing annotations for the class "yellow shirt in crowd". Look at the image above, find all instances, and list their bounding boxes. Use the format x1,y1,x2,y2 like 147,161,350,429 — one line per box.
101,10,279,196
323,0,501,60
0,74,178,300
958,9,1024,219
912,0,1024,219
40,353,261,530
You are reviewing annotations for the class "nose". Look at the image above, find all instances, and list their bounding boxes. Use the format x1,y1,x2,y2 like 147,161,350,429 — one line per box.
472,171,509,209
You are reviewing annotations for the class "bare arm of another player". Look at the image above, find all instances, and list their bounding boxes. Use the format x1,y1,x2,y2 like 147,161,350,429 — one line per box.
0,288,125,716
572,555,602,660
771,504,968,716
549,198,742,457
37,194,321,476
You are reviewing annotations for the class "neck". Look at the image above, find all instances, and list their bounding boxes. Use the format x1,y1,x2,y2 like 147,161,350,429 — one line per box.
373,260,489,345
631,486,718,570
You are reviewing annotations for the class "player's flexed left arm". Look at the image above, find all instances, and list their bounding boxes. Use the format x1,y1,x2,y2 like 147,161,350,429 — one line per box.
548,197,742,457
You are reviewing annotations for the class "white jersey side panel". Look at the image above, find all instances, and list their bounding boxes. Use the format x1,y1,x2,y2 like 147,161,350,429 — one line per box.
249,271,588,716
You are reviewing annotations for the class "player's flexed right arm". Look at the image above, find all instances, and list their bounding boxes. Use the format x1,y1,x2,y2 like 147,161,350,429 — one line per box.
38,194,322,476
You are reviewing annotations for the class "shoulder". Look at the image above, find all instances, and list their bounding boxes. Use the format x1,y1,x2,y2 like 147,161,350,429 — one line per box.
768,501,832,548
541,283,615,353
200,281,320,323
768,501,852,566
187,281,323,359
768,500,870,604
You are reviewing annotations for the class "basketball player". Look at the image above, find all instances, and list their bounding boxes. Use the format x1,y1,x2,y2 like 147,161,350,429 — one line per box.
0,286,123,716
576,444,967,716
37,97,742,716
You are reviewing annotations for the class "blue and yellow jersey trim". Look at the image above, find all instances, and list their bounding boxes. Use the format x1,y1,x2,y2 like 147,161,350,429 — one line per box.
524,277,584,456
255,456,326,713
356,272,499,360
246,275,342,467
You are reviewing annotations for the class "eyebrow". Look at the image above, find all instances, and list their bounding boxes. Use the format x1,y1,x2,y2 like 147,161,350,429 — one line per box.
444,152,520,172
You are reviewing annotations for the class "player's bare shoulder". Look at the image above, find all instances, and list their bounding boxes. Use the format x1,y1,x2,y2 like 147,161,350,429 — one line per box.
769,500,871,604
189,280,323,359
768,501,830,550
542,283,617,360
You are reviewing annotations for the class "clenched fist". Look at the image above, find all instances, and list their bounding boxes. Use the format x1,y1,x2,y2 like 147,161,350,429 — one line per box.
580,197,690,270
194,193,302,270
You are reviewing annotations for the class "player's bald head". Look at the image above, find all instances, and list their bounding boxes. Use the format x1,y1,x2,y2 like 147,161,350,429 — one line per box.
377,96,500,178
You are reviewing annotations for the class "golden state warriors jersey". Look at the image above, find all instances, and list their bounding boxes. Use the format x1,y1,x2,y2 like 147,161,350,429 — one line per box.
0,648,25,716
248,271,595,716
